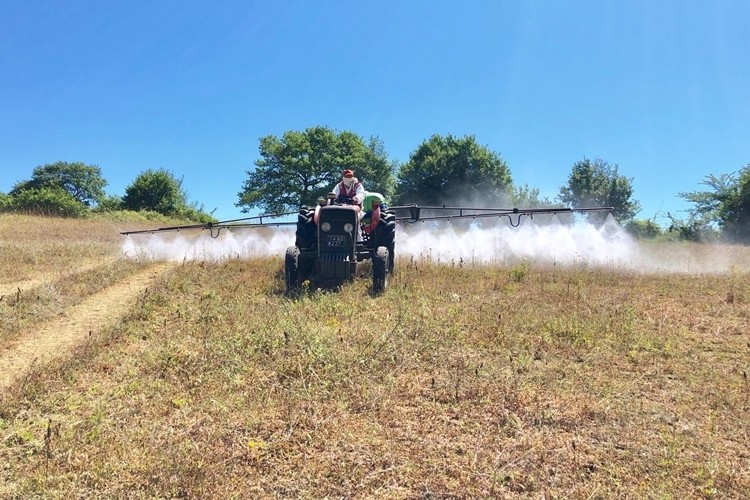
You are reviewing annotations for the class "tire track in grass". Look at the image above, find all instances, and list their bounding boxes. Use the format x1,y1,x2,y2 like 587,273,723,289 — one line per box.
0,263,172,391
0,257,119,299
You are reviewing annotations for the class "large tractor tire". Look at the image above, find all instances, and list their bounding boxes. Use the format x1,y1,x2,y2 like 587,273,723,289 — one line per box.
295,207,316,250
385,242,395,274
285,246,300,293
374,209,396,273
372,246,390,294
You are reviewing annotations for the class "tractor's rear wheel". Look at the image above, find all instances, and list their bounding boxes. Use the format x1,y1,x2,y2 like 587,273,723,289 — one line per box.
285,246,300,293
374,209,396,273
386,242,395,274
372,246,389,294
374,209,396,243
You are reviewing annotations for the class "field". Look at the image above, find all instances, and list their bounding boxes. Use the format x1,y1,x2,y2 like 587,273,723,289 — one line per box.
1,214,749,498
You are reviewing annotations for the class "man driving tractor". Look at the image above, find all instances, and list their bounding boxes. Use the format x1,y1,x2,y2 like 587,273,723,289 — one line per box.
332,169,365,206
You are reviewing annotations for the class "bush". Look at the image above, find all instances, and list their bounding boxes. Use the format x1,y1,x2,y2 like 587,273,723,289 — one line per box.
625,219,663,239
0,192,13,212
123,169,186,215
667,213,719,242
177,205,216,223
90,194,124,213
122,169,215,222
10,187,86,218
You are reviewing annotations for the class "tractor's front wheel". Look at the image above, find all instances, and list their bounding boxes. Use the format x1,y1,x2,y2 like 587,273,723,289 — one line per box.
372,246,389,294
295,207,316,250
285,246,300,293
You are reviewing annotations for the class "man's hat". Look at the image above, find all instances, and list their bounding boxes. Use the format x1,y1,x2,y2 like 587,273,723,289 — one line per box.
342,169,354,178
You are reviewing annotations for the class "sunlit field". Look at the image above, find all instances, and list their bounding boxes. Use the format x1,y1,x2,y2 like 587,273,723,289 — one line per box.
1,214,748,497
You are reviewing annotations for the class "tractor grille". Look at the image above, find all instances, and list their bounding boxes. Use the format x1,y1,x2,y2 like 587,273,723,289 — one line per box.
319,253,350,262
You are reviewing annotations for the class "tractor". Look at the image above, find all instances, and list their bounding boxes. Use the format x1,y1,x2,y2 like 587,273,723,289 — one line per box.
285,193,396,293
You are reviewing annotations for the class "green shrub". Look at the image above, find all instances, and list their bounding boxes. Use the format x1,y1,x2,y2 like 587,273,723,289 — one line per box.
91,194,124,213
0,192,13,212
10,187,86,218
626,219,663,239
177,205,216,223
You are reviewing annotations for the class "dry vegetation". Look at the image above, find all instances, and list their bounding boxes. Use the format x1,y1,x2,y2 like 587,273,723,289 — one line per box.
1,214,749,498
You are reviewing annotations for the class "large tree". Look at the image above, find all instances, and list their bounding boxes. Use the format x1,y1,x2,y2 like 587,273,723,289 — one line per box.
557,157,640,223
393,134,512,205
10,161,107,207
122,169,189,215
237,126,396,213
679,164,750,243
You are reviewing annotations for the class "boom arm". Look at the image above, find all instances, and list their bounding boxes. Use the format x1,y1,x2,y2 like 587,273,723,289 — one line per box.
389,204,614,227
120,212,298,238
120,204,613,238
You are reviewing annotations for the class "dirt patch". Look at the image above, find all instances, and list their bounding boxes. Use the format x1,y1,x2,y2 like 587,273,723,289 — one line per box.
0,263,172,391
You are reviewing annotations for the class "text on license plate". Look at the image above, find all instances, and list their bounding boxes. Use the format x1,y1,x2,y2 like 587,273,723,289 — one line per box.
326,235,345,247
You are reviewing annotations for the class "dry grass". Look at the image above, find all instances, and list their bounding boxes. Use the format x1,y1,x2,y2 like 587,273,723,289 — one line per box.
0,214,120,281
0,214,150,348
0,215,749,498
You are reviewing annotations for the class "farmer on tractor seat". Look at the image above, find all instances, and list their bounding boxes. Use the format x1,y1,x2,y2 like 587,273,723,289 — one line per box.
332,169,365,206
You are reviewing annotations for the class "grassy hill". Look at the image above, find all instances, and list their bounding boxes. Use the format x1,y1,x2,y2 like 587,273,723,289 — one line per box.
1,214,748,497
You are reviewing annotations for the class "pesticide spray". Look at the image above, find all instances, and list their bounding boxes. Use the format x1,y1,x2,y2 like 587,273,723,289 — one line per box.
121,214,750,274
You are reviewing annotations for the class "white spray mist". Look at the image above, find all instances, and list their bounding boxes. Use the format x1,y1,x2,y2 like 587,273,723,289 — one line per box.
121,215,750,274
396,213,635,267
121,227,296,262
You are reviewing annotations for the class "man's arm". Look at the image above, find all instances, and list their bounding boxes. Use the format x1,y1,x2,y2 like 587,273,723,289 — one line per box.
353,182,365,204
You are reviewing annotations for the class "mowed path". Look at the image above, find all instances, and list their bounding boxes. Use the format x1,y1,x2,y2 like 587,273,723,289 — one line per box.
0,263,172,391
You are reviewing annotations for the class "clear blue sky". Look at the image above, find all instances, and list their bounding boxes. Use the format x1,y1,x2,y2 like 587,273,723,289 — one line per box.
2,1,748,223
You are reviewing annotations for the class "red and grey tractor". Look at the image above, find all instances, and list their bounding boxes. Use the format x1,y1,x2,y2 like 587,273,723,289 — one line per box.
285,193,395,293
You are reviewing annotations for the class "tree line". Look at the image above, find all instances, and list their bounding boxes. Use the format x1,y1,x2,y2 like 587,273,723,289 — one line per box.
2,125,749,242
0,163,214,223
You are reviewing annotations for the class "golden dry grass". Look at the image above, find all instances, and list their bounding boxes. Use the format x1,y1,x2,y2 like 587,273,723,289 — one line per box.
0,214,151,349
0,215,748,498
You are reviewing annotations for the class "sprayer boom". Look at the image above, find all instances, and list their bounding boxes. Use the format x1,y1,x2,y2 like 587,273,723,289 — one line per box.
390,204,613,226
120,212,297,238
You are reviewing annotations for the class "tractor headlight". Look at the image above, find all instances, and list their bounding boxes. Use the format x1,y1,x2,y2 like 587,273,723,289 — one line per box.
343,223,354,233
321,222,331,232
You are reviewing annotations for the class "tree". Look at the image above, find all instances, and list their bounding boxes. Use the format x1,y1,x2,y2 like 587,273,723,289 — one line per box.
10,161,106,207
723,166,750,241
122,169,214,222
558,157,640,223
679,164,750,243
393,134,512,205
123,169,188,215
237,126,396,214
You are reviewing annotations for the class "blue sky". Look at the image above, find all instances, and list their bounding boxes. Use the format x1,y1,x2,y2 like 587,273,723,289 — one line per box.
1,0,748,224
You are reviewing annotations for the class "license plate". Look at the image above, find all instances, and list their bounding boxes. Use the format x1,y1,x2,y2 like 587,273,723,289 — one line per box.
326,235,345,247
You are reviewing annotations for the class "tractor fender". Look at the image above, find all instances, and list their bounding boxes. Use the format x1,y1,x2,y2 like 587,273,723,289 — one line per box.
362,206,381,234
313,205,321,225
